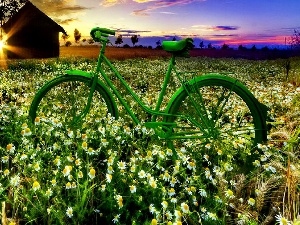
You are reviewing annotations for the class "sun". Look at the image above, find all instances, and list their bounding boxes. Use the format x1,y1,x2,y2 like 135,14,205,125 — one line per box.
0,40,4,49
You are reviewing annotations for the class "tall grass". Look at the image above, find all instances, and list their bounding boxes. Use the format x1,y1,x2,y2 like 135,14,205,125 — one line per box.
0,56,299,224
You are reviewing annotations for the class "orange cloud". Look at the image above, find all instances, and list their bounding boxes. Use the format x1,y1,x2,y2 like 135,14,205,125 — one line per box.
31,0,89,15
100,0,124,7
100,0,206,15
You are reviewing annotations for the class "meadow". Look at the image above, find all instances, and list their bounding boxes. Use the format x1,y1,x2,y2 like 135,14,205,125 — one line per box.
0,50,299,224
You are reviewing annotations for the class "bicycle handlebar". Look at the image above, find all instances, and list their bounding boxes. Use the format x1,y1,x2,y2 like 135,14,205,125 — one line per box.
90,27,115,42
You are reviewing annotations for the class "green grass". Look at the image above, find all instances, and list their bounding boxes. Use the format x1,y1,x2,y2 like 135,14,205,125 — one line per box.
0,57,299,225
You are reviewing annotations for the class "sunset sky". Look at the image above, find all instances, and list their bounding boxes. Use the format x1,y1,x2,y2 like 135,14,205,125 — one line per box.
29,0,300,48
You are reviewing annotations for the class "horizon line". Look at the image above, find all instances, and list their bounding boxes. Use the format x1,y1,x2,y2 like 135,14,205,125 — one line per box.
62,35,290,48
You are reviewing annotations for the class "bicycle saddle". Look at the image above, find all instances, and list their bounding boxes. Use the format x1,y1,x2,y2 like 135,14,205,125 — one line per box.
162,38,193,52
162,38,193,57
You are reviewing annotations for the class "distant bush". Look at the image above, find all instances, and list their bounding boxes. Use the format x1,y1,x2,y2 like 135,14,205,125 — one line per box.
261,46,269,51
221,43,229,50
87,38,94,45
123,44,130,48
238,45,248,51
251,45,257,51
65,41,72,47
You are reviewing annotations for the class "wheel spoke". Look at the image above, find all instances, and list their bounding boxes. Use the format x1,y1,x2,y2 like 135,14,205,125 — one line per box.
30,75,115,129
166,76,265,150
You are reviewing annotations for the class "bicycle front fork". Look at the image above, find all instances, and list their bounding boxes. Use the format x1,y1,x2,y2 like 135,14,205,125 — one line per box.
71,75,98,125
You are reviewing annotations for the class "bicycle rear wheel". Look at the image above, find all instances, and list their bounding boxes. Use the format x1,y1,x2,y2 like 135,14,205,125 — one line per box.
29,75,117,128
166,74,267,151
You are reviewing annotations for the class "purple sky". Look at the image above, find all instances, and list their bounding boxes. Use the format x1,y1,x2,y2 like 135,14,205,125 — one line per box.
29,0,300,48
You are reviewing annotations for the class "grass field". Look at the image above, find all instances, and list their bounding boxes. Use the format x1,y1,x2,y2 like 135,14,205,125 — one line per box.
0,53,299,224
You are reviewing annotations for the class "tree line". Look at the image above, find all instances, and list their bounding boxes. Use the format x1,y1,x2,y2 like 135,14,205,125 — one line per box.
61,29,140,48
62,28,300,52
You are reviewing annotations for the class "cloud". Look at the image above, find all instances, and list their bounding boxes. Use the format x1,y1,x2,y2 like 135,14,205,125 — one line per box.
133,0,197,16
191,25,239,33
165,34,198,38
118,29,151,33
56,18,78,25
30,0,90,17
100,0,206,16
116,29,151,36
281,27,300,32
210,26,239,31
131,9,149,16
133,0,156,3
57,5,90,13
159,11,176,15
100,0,156,6
210,34,238,37
101,0,124,7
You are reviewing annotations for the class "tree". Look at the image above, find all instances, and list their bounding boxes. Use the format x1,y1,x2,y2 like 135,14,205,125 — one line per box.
0,0,28,29
74,28,81,43
115,35,123,47
65,41,72,47
221,43,229,50
290,29,300,50
156,40,161,47
199,41,204,49
156,40,162,49
238,45,247,51
261,46,269,51
207,43,213,49
251,45,257,51
131,35,139,47
61,33,70,44
87,38,94,45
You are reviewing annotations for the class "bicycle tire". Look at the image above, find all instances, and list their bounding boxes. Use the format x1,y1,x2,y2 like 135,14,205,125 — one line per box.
29,75,117,128
166,74,267,149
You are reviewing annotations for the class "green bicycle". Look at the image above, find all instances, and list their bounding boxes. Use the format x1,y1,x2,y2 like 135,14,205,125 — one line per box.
29,27,268,150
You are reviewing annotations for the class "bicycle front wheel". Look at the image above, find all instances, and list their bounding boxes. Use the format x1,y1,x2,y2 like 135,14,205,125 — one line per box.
29,75,117,128
166,75,267,150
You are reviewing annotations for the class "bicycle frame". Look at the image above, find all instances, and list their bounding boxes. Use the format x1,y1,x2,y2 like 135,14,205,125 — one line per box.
76,37,209,139
29,27,268,146
61,33,267,142
27,34,269,146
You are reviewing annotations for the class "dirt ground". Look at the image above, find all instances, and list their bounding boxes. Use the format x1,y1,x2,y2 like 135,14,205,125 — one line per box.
60,46,170,60
60,45,298,60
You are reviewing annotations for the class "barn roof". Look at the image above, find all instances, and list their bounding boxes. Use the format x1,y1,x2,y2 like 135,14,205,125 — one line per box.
2,1,67,35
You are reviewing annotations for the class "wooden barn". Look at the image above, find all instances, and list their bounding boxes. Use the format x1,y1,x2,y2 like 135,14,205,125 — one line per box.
2,1,66,59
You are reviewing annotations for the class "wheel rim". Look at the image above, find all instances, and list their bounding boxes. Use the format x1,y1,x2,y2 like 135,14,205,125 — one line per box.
166,77,266,153
31,77,115,130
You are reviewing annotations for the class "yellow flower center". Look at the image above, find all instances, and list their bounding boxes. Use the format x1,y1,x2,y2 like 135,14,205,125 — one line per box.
82,141,88,149
281,218,288,225
151,219,157,225
32,181,40,190
89,168,96,177
6,144,13,151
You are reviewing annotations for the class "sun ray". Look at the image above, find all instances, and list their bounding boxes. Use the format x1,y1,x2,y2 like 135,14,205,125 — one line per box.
0,30,8,69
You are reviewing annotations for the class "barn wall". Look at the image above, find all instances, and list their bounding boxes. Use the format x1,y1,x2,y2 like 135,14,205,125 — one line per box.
6,28,60,58
3,2,65,59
